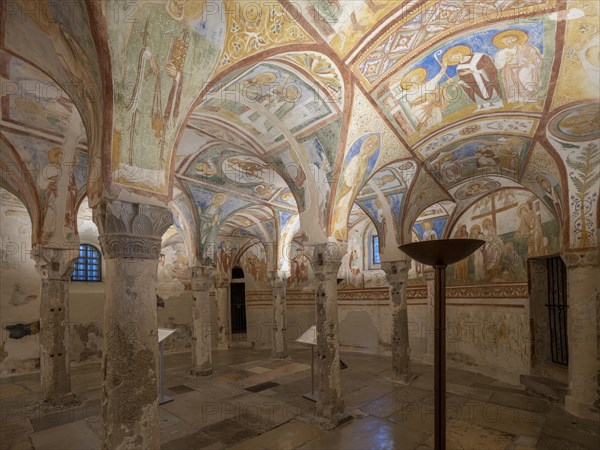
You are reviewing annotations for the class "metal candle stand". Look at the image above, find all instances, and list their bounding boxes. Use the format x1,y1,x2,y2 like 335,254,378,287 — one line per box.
399,239,484,450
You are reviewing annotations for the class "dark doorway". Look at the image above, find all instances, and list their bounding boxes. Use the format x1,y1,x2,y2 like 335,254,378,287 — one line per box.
231,267,247,334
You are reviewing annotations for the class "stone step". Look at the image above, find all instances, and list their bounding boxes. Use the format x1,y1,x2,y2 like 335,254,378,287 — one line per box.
520,374,568,402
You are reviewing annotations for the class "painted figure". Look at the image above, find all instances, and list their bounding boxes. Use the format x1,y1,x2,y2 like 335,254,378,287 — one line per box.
39,147,63,242
397,62,448,132
289,248,309,286
422,221,438,240
481,218,504,280
120,0,217,169
198,193,227,259
493,30,542,103
444,45,504,110
332,134,380,239
452,224,469,282
516,202,546,257
469,224,485,281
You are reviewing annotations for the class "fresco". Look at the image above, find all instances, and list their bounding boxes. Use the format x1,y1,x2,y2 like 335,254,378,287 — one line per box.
426,136,531,187
2,129,87,245
331,133,382,239
186,184,251,262
447,189,560,284
299,0,399,57
157,227,191,298
239,242,269,289
287,242,313,288
276,52,344,105
355,1,552,88
217,62,336,146
4,1,103,205
111,0,226,193
376,19,556,143
551,2,599,109
217,0,314,71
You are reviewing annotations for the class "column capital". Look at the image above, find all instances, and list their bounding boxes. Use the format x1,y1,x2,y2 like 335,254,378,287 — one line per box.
562,249,599,268
31,245,78,281
93,200,173,260
191,266,214,291
306,241,347,276
381,260,410,285
270,270,288,289
215,277,230,289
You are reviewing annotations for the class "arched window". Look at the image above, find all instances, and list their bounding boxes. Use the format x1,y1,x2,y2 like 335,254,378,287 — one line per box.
72,244,102,282
372,235,381,265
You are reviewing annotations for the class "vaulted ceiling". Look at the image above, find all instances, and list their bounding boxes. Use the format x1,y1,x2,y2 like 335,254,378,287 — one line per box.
1,0,598,262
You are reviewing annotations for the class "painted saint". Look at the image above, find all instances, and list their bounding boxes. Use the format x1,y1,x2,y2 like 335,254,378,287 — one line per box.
395,62,449,132
493,30,542,104
118,0,218,173
332,134,380,239
444,45,504,111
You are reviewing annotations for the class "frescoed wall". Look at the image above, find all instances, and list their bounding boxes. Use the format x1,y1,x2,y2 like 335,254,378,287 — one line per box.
447,189,560,285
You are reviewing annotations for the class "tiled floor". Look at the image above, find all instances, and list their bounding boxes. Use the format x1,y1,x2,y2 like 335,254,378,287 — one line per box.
1,348,598,449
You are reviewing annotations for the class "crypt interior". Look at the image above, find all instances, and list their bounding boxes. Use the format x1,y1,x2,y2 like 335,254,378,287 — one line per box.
0,0,599,449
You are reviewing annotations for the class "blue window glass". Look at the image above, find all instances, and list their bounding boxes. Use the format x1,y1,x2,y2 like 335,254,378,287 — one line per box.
372,235,380,265
71,244,102,282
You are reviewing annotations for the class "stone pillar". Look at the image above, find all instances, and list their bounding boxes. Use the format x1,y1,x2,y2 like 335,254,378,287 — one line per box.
270,270,288,359
563,251,599,420
381,260,411,383
308,242,347,427
423,270,435,365
93,200,172,450
32,245,78,404
215,278,229,350
191,266,214,376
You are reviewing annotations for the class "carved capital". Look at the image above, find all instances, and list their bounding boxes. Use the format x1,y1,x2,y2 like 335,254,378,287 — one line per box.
270,270,287,290
381,260,410,286
93,200,173,260
191,266,214,291
31,245,78,281
562,249,599,268
215,278,229,289
306,241,347,277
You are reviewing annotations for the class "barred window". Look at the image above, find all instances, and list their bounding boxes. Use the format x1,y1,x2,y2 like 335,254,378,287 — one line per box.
71,244,102,282
372,235,381,265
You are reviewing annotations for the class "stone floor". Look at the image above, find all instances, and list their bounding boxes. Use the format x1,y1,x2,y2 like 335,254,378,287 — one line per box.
1,348,598,449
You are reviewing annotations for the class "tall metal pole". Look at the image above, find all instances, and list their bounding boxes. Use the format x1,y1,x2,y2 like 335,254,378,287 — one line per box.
434,265,447,450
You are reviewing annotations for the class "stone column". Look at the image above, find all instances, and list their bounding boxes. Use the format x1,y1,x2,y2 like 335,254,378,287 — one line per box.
32,245,78,404
422,270,435,365
93,200,172,450
270,270,288,359
308,241,347,427
215,277,229,350
191,266,214,376
563,251,599,420
381,260,411,383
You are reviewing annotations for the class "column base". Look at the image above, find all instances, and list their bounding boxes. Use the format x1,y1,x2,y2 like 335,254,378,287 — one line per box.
565,395,600,421
189,367,213,377
40,393,80,410
217,342,229,351
271,351,290,359
313,412,353,431
391,373,412,385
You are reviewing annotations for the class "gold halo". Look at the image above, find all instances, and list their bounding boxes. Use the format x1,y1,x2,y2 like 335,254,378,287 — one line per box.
400,68,427,90
212,193,227,206
493,30,529,48
442,45,472,65
47,146,63,164
183,0,206,20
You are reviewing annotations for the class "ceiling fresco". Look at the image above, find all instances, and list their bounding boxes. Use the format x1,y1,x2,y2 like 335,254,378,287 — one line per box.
1,0,598,263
